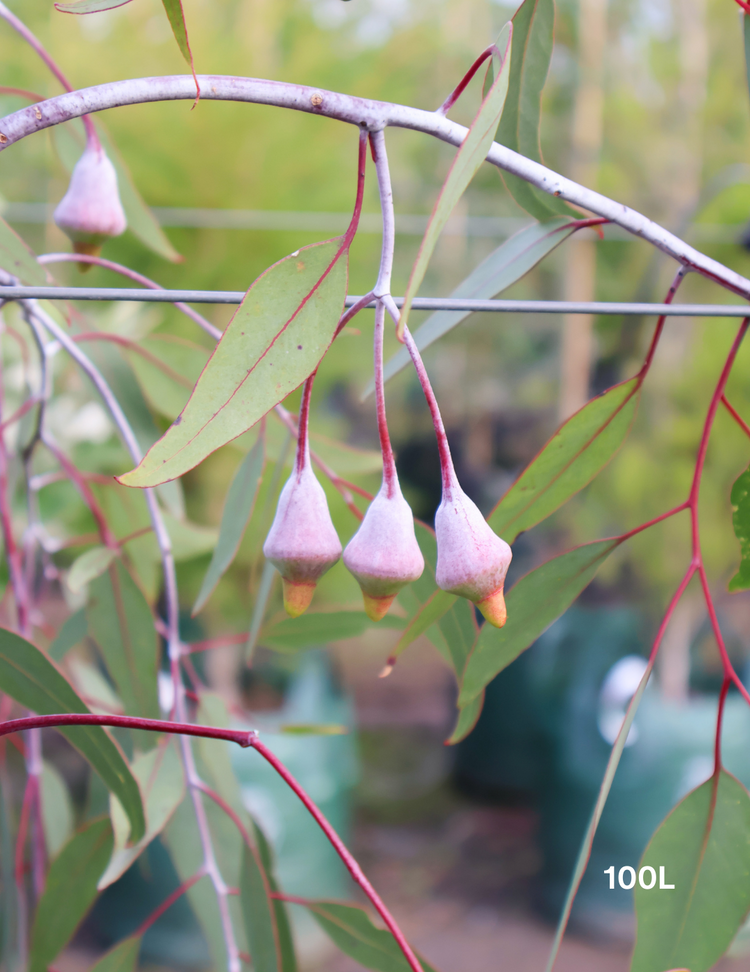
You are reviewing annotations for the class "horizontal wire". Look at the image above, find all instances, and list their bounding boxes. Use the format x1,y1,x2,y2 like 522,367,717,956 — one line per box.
2,285,750,316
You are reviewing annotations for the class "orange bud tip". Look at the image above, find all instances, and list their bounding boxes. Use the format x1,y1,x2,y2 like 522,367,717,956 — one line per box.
362,592,396,622
73,240,101,272
281,579,316,618
477,587,507,628
378,660,395,679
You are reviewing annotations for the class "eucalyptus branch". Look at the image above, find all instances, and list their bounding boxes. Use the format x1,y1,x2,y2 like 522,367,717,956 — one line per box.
1,76,750,301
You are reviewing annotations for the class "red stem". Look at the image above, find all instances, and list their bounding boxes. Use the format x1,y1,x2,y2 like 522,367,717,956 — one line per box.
374,301,397,495
714,676,730,776
43,438,118,548
134,872,205,937
0,714,256,748
248,736,424,972
721,394,750,438
437,46,495,115
295,372,316,475
0,397,40,434
193,781,252,846
638,267,688,379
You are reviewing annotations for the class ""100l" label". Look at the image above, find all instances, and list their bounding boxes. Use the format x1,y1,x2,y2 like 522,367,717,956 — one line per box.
604,866,675,890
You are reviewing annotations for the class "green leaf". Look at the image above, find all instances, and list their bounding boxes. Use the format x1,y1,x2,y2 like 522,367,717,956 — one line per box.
160,512,218,563
745,14,750,108
631,770,750,972
55,0,134,12
0,628,145,841
279,723,348,735
126,335,210,421
445,692,485,745
86,937,141,972
67,546,118,594
193,430,265,614
0,214,47,284
489,377,641,543
252,823,298,972
458,538,621,704
119,239,349,487
397,23,513,339
40,761,74,859
161,0,194,70
374,218,577,392
729,465,750,591
87,562,160,721
261,611,404,651
495,0,575,220
28,818,114,972
49,607,87,661
99,741,186,889
240,844,283,972
306,900,440,972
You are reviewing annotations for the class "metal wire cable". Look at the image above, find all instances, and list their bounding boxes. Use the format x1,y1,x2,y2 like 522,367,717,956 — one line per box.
2,285,750,316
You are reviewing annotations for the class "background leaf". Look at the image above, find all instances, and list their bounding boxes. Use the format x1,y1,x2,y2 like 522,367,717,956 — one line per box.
67,546,118,594
495,0,576,219
488,378,641,543
0,628,145,840
87,562,160,722
252,823,298,972
458,538,622,706
632,770,750,972
49,607,87,661
54,0,134,12
240,844,283,972
261,611,404,651
375,218,577,391
40,761,74,859
193,429,265,614
398,23,512,339
86,936,141,972
28,818,114,972
119,239,349,487
0,213,47,284
729,465,750,591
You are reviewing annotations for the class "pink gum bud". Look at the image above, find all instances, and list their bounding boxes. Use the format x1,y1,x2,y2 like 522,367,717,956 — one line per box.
263,460,342,618
54,143,127,254
435,484,512,628
343,481,424,622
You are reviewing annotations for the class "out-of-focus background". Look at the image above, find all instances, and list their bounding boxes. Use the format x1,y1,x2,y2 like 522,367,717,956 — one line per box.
5,0,750,967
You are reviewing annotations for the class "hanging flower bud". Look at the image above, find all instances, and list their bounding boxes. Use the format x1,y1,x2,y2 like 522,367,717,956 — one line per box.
54,139,127,260
344,479,424,622
435,483,512,628
263,376,341,617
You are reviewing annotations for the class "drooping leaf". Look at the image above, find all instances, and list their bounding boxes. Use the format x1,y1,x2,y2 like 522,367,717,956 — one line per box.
631,770,750,972
489,377,641,543
397,23,513,339
240,844,283,972
0,213,47,284
119,239,349,487
55,0,134,12
252,823,298,972
49,607,87,661
279,723,348,735
68,657,124,714
387,588,457,661
193,429,265,615
28,818,114,972
446,692,485,745
40,761,74,858
306,900,441,972
374,218,577,392
87,562,160,721
99,740,186,889
67,546,118,594
495,0,575,220
126,334,210,421
0,628,145,840
261,611,404,651
459,538,622,705
161,0,195,71
86,936,141,972
246,559,277,663
729,465,750,591
159,512,218,563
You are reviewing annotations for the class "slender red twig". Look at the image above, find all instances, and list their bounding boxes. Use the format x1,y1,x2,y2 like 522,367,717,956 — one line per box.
0,714,256,747
134,871,205,937
437,46,496,115
714,677,731,775
721,394,750,439
42,437,118,548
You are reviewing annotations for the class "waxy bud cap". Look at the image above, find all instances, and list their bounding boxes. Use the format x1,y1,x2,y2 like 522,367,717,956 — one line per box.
344,482,424,621
54,143,127,254
435,485,512,628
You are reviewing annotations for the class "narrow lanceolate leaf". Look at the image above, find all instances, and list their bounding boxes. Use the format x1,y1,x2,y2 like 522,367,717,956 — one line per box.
374,218,576,392
252,823,298,972
240,844,283,972
631,770,750,972
446,691,485,745
87,562,160,721
459,538,621,704
390,589,457,661
261,611,404,651
49,607,87,661
489,378,641,544
86,936,141,972
495,0,575,220
306,901,440,972
55,0,134,12
0,215,46,283
40,761,74,859
28,818,114,972
99,741,185,889
161,0,195,71
119,239,349,487
729,465,750,591
193,430,265,614
0,628,145,840
744,14,750,107
67,546,118,594
397,22,513,340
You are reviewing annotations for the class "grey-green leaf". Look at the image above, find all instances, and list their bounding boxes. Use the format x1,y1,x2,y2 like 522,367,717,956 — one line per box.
240,844,283,972
28,818,114,972
0,628,145,840
261,612,404,651
86,936,141,972
49,607,87,661
193,430,265,614
632,770,750,972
